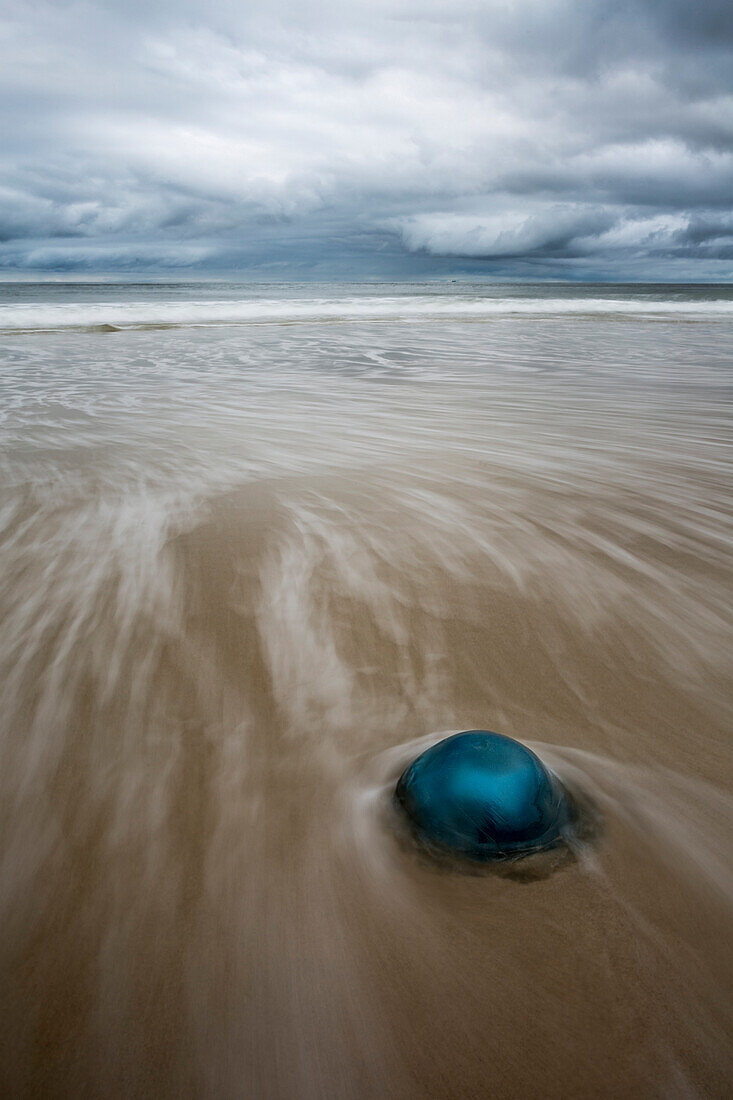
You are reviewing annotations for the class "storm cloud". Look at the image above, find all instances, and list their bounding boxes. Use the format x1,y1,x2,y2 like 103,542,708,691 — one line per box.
1,0,732,277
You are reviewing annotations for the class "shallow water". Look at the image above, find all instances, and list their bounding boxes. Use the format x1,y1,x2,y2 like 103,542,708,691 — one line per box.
1,283,732,1098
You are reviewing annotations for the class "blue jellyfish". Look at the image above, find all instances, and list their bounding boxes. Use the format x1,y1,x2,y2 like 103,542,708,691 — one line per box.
395,731,571,861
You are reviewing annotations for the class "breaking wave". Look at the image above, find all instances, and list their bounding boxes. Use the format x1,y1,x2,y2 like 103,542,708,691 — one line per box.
2,291,733,332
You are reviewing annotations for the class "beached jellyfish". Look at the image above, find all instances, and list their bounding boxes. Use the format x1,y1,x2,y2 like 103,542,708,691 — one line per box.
395,730,571,861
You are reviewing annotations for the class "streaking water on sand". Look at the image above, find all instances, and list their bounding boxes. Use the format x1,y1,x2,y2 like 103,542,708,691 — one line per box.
0,283,731,1098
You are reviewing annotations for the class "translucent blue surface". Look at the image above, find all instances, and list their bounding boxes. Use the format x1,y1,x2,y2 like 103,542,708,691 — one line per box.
395,731,570,860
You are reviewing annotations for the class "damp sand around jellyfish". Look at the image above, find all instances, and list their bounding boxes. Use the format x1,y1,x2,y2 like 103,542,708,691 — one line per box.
0,283,732,1099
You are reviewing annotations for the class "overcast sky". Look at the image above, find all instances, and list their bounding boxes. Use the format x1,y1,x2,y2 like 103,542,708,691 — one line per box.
1,0,732,278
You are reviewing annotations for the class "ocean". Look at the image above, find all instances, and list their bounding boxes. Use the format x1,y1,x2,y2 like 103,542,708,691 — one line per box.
1,280,732,1097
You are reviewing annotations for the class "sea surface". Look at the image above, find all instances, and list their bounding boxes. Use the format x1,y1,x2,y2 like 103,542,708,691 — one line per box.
1,281,732,1098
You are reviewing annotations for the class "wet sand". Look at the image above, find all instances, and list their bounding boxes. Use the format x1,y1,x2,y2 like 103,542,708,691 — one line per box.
0,305,732,1097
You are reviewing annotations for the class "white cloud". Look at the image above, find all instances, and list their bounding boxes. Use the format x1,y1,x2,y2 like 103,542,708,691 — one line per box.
0,0,731,274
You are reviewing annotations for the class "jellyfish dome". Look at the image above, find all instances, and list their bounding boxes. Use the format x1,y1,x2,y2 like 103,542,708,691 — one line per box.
395,730,570,861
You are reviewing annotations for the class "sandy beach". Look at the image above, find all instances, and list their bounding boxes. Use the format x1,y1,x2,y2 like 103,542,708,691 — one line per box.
1,283,732,1097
